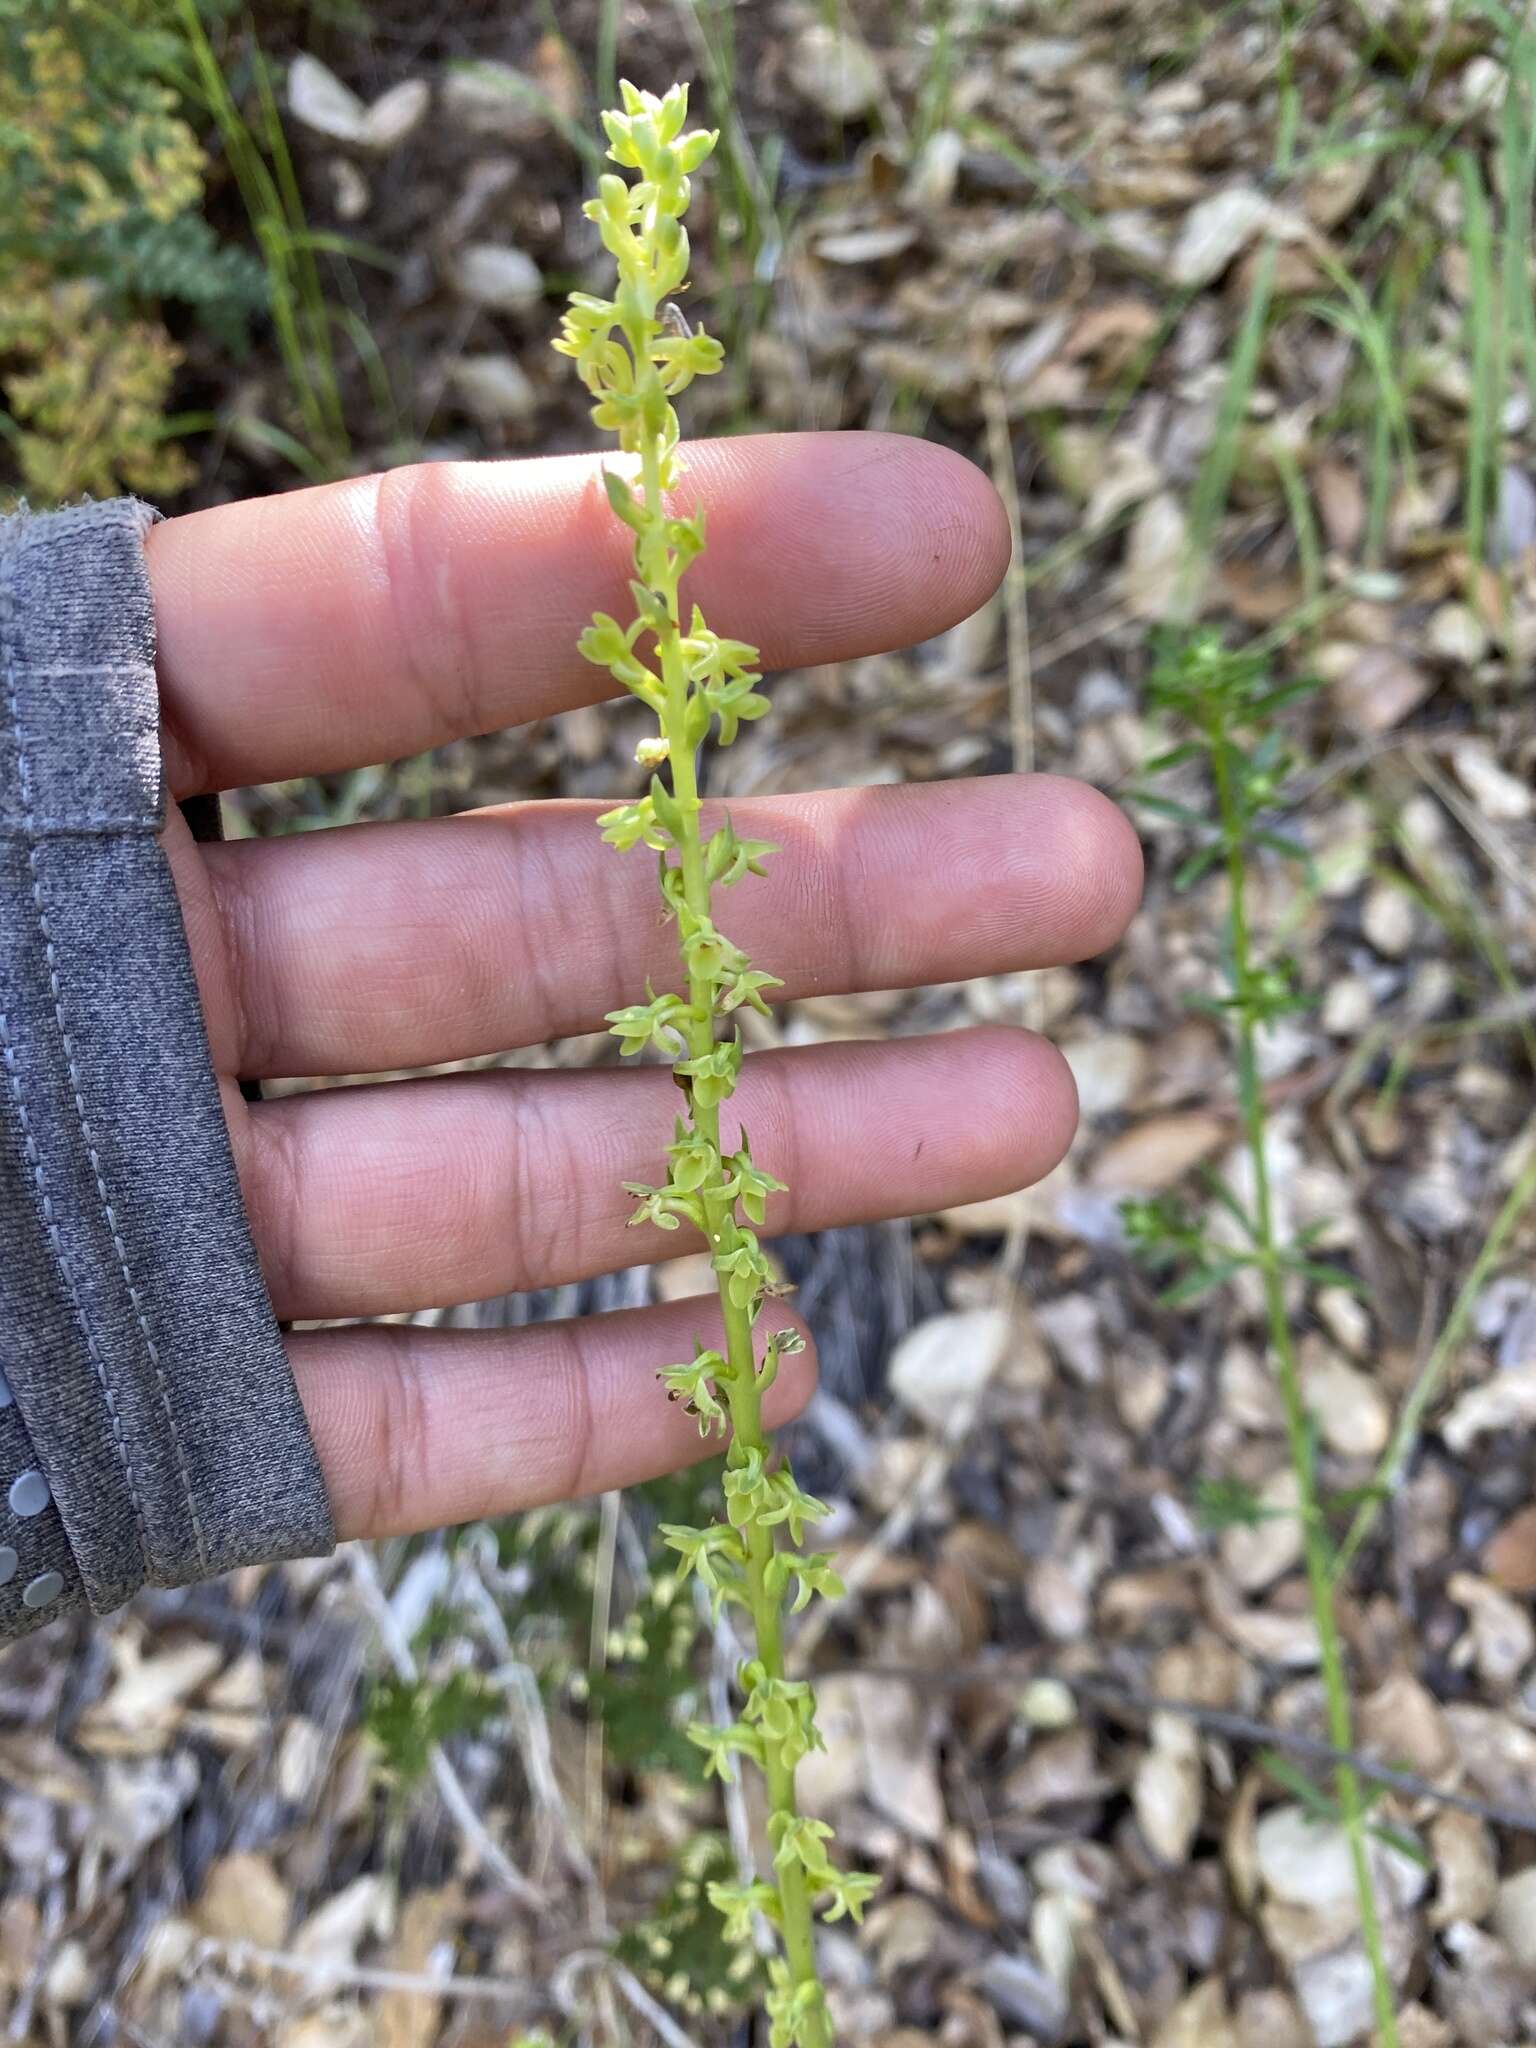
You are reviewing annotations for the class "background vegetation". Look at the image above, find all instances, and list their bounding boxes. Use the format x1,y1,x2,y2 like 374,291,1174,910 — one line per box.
3,5,1536,2047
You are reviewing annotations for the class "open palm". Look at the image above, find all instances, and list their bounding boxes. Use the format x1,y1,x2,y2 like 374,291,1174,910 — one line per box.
149,432,1142,1541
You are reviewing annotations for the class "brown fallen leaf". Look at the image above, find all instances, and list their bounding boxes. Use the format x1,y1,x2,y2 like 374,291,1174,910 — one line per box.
278,2015,371,2048
1428,1809,1498,1930
379,1886,462,2048
1122,492,1193,622
787,21,883,119
293,1875,392,1969
1133,1719,1203,1868
1484,1503,1536,1592
1170,187,1273,285
856,1675,947,1841
888,1309,1012,1429
1327,644,1435,736
194,1851,291,1950
1313,460,1366,554
1359,1671,1456,1779
1089,1110,1229,1193
76,1636,224,1755
0,1731,95,1806
1004,1726,1113,1814
1153,1979,1237,2048
0,1896,40,1995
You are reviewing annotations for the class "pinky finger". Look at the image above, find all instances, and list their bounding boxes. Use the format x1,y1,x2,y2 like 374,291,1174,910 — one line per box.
290,1297,818,1541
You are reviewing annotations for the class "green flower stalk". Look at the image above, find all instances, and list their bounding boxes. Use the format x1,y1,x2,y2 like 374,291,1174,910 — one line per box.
555,81,874,2048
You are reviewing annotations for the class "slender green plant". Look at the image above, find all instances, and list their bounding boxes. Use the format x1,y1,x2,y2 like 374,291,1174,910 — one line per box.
553,81,874,2048
1458,146,1499,575
1127,632,1401,2048
172,0,351,478
1333,1134,1536,1583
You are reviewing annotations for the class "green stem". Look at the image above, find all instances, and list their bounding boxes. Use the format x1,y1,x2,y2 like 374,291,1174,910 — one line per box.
1207,710,1400,2048
646,446,831,2048
568,93,842,2044
1334,1135,1536,1584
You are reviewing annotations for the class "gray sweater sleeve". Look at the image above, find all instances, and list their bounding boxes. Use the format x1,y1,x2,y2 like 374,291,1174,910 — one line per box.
0,499,334,1636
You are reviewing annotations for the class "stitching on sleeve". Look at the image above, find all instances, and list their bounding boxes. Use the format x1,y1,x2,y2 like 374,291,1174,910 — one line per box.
0,1007,149,1580
12,663,160,679
3,596,209,1580
18,867,212,1577
0,817,161,836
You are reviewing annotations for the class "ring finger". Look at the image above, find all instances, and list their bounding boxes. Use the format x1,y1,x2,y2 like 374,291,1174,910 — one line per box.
242,1026,1078,1321
290,1295,819,1540
196,774,1143,1078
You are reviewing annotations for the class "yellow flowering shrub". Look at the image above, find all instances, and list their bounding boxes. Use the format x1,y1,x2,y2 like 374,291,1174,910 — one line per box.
0,2,261,503
0,279,194,502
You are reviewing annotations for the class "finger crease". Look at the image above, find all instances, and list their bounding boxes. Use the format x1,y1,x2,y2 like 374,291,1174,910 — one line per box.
372,467,481,750
372,1325,433,1535
562,1321,600,1503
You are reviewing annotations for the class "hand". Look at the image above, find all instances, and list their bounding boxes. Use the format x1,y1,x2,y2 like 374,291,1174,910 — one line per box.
147,432,1142,1541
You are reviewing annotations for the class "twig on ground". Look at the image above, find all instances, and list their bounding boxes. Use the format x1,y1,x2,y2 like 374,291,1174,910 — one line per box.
1334,1118,1536,1582
1289,723,1468,805
457,1557,595,1891
194,1938,542,2011
6,1879,65,2043
1013,606,1130,685
555,1950,704,2048
1073,1674,1536,1835
583,1488,621,1928
345,1545,542,1907
700,1585,775,1956
979,352,1033,778
1409,742,1536,908
817,1658,1536,1835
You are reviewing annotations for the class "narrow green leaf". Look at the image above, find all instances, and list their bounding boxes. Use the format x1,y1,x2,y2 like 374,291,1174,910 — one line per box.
1259,1752,1339,1821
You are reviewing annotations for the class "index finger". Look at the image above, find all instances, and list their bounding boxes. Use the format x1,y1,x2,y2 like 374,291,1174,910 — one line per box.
146,432,1010,797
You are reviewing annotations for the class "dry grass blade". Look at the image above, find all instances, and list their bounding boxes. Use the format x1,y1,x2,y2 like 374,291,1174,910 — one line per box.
346,1547,541,1907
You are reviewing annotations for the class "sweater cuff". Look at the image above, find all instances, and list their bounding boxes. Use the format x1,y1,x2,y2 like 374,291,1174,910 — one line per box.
0,500,334,1632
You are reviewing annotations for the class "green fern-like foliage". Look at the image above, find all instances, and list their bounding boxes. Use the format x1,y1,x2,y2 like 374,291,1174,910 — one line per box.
0,282,196,503
496,1468,718,1779
616,1833,766,2022
363,1666,501,1790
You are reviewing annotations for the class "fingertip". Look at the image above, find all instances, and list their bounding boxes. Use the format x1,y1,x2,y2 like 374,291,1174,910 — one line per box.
901,432,1014,610
698,430,1013,661
822,430,1013,643
971,1023,1081,1186
1019,776,1145,960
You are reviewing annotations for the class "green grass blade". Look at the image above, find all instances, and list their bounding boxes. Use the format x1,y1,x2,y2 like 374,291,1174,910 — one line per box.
1457,149,1497,570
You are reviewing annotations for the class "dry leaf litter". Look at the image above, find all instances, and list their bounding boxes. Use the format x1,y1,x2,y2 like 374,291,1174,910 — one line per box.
17,5,1536,2045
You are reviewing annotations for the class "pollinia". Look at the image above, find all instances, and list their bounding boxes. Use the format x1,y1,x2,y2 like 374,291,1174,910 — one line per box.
555,81,872,2048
